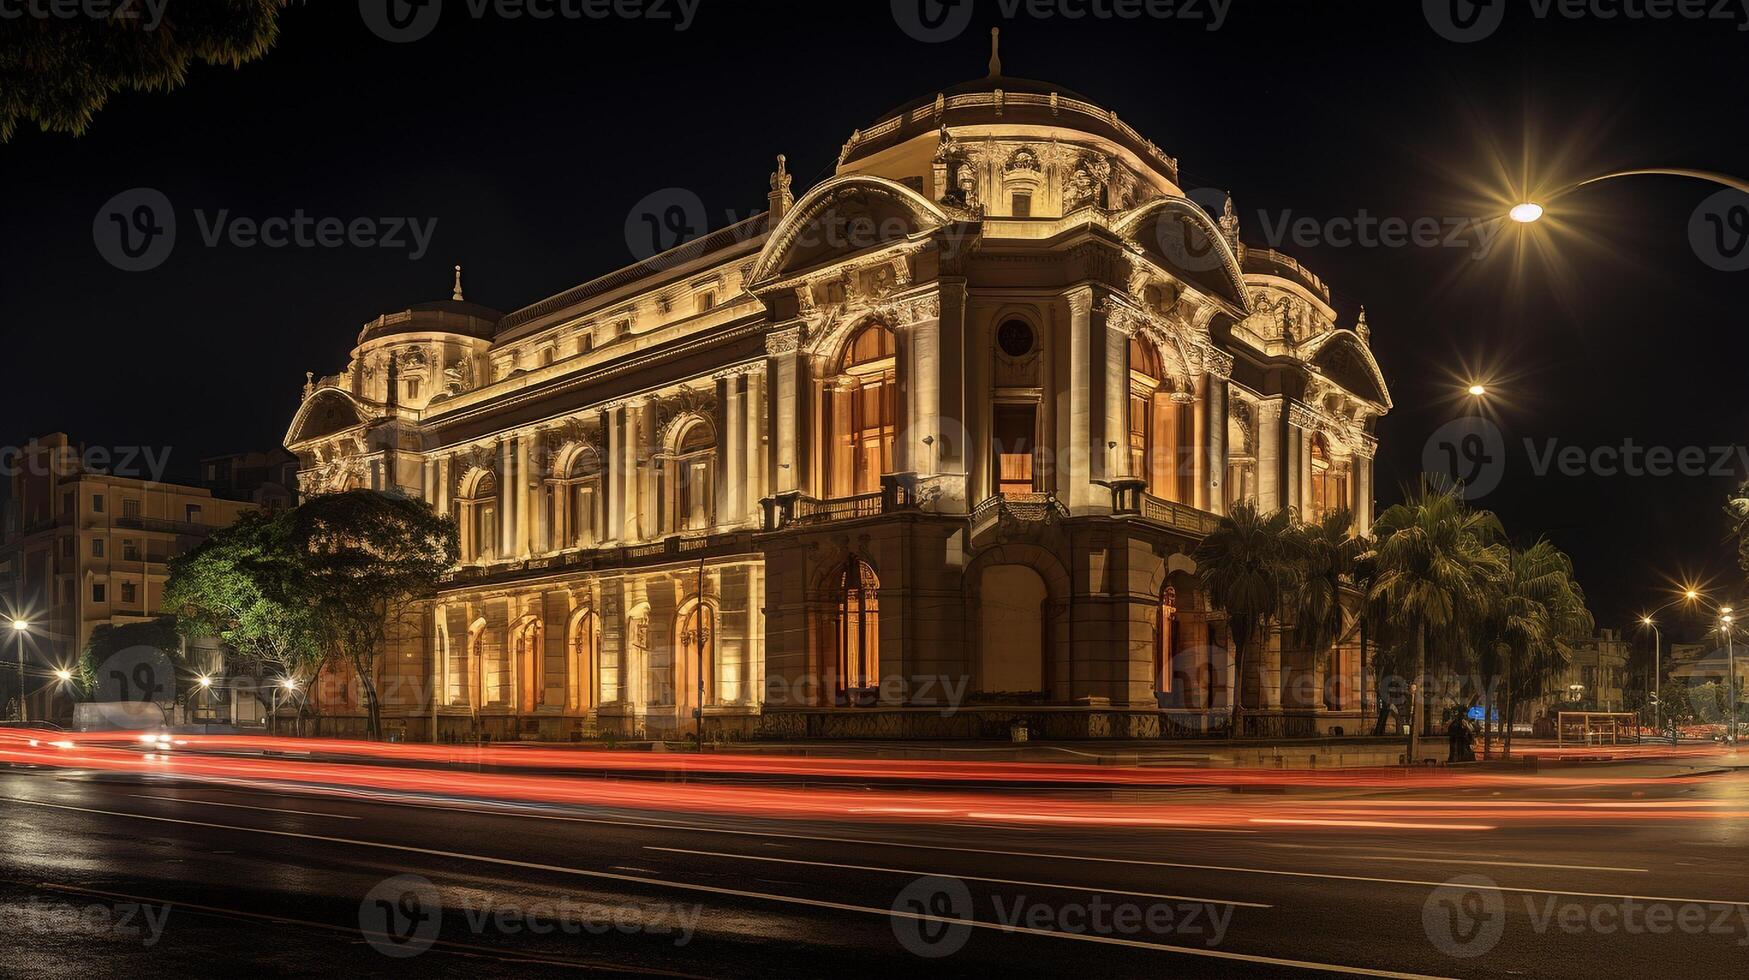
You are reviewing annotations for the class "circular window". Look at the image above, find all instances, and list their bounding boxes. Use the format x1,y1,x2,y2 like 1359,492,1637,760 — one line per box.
997,319,1035,358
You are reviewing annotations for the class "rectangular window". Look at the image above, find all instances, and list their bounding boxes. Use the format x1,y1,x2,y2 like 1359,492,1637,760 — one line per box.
993,404,1038,496
62,492,74,515
121,582,137,605
60,537,73,559
185,504,202,524
91,538,104,558
122,498,140,519
92,583,106,603
92,494,104,514
123,540,139,561
1011,193,1032,217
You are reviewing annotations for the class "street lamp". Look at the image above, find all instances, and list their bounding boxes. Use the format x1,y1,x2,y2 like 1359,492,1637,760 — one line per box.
1638,614,1663,737
10,618,28,723
1506,169,1749,225
1724,610,1739,742
1467,383,1488,397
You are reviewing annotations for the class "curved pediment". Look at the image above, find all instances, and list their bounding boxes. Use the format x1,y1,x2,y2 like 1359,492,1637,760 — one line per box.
750,175,949,286
1303,330,1392,410
1114,198,1249,313
284,388,372,448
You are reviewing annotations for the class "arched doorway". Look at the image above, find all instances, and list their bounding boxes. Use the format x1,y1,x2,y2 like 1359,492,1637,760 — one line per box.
569,609,600,713
511,616,542,713
976,565,1048,696
822,558,880,706
674,598,715,721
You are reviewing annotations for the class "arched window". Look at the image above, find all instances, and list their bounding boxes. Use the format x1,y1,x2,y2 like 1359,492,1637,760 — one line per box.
569,610,599,713
1128,337,1190,502
663,420,716,533
1309,434,1346,519
459,470,498,562
1226,402,1257,510
1155,585,1176,699
556,447,602,549
826,324,897,497
675,598,715,714
836,559,880,704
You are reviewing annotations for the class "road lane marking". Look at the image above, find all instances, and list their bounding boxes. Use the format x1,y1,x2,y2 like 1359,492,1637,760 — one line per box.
129,794,360,820
33,882,702,977
1346,856,1648,873
643,846,1272,908
0,796,1446,979
1248,818,1497,831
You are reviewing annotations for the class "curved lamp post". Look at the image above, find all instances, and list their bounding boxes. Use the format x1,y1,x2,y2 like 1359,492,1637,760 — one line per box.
1511,169,1749,224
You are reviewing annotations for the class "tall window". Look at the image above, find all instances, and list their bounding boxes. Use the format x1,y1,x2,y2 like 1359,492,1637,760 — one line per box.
1226,403,1257,510
836,559,880,703
1309,434,1346,519
662,420,716,533
1128,337,1190,501
1155,586,1176,697
559,448,602,549
826,324,897,497
460,470,498,562
993,403,1038,496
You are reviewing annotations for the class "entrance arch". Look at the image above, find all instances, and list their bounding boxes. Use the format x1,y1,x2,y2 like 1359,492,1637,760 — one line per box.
976,564,1048,695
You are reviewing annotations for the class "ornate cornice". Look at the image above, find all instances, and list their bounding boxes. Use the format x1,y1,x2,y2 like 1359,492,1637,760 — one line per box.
765,324,802,356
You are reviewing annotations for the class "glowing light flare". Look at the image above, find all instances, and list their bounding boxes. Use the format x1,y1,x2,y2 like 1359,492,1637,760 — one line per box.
1509,202,1544,223
9,619,26,631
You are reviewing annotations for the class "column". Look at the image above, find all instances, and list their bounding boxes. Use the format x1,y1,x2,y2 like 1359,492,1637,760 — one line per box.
766,327,801,494
1204,374,1228,516
745,370,764,508
1192,375,1210,511
637,398,659,538
713,376,734,528
1256,400,1283,512
937,282,966,490
723,374,745,524
422,458,436,507
498,438,514,556
436,457,451,522
520,434,538,556
604,407,623,543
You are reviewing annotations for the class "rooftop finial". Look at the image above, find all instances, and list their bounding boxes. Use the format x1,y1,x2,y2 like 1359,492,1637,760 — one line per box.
988,27,1002,79
452,264,464,301
769,153,794,221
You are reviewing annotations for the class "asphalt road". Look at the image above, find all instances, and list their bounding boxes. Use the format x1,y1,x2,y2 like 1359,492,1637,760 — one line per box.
5,760,1749,978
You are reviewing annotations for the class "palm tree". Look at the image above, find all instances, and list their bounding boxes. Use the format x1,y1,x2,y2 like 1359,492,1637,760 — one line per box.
1194,502,1301,734
1291,508,1362,713
1494,541,1592,757
1369,481,1508,761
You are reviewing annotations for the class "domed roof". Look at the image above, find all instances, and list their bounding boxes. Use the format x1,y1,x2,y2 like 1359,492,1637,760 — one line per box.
838,34,1179,183
872,74,1093,128
355,266,503,345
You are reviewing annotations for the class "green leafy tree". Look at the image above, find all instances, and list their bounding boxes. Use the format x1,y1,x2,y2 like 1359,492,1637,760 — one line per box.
76,615,186,699
1369,481,1508,760
1289,508,1361,712
162,511,323,723
1491,541,1592,757
1,2,293,140
1194,502,1302,733
258,490,457,740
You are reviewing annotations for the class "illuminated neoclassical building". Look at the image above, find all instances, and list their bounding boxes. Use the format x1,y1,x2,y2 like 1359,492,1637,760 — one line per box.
285,55,1390,741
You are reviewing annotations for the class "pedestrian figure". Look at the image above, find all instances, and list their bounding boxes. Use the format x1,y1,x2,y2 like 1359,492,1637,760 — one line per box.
1447,713,1476,763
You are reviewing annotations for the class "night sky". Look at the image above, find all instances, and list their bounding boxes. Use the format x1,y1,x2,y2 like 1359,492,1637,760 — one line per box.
3,0,1746,638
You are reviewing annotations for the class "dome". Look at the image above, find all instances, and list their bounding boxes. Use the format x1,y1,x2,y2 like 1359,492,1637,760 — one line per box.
839,70,1179,184
355,266,504,345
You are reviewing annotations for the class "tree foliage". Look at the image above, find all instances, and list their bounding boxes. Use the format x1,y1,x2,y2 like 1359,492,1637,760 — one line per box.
1194,501,1301,730
255,490,458,740
0,2,293,141
162,510,323,692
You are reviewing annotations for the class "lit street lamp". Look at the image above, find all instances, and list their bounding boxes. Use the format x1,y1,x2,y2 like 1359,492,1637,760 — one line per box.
1507,168,1749,225
10,618,28,723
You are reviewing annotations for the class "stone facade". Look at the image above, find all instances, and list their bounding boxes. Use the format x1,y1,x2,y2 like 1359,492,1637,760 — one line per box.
284,69,1390,741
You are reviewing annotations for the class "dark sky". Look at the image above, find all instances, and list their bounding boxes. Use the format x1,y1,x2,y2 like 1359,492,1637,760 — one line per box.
3,0,1747,637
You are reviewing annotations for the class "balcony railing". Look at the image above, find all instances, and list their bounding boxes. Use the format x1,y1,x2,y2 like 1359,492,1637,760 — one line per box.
114,516,210,536
1138,493,1221,536
970,492,1069,531
762,476,918,531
